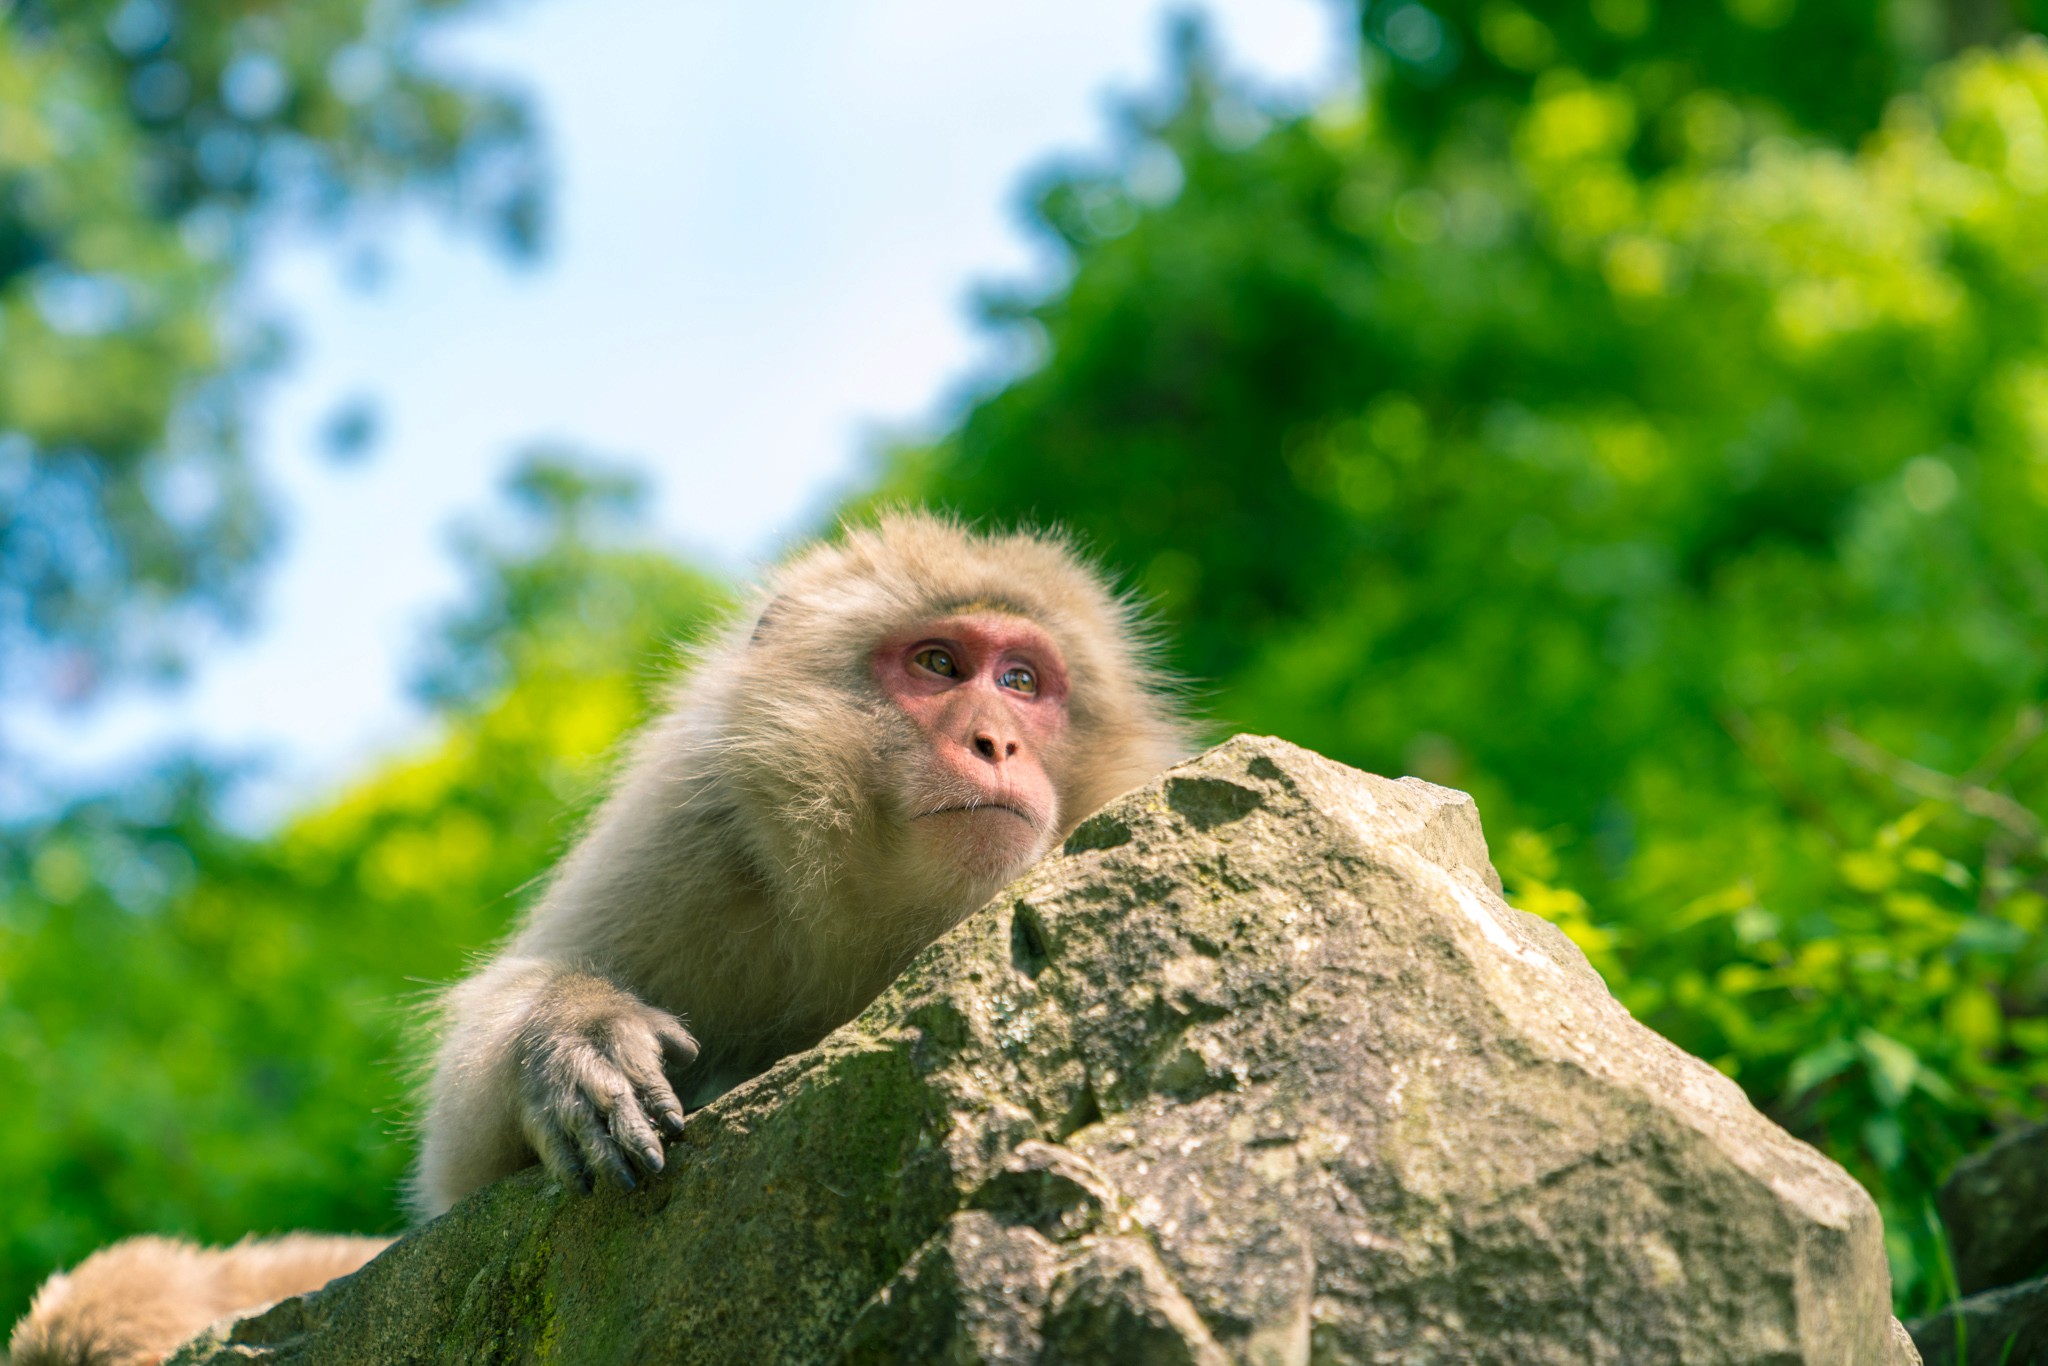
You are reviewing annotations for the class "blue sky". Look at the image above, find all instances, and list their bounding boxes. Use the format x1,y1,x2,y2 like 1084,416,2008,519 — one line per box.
16,0,1347,825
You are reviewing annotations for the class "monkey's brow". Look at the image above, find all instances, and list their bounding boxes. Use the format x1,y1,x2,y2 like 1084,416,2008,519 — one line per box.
939,596,1034,618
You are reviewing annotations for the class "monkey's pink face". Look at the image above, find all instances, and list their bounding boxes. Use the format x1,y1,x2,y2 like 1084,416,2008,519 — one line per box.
873,612,1071,884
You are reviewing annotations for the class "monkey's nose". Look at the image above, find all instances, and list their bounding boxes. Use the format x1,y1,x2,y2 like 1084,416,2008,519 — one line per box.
972,734,1019,763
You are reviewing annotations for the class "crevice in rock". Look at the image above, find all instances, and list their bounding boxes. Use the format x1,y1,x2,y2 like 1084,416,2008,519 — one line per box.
1064,811,1133,853
1010,901,1052,980
1056,1078,1103,1141
1166,776,1265,831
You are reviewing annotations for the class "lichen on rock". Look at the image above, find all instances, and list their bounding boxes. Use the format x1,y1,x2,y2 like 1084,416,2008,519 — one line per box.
169,737,1916,1365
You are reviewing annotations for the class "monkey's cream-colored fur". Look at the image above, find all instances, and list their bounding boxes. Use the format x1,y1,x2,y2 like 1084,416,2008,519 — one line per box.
8,513,1189,1365
415,512,1190,1212
8,1234,392,1366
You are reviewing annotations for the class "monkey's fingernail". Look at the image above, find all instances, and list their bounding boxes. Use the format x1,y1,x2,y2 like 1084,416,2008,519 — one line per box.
641,1146,665,1171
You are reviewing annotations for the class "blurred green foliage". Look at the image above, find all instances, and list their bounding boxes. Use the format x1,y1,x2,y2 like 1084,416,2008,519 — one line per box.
0,0,539,703
0,457,727,1318
866,21,2048,1307
1360,0,2047,150
6,0,2048,1330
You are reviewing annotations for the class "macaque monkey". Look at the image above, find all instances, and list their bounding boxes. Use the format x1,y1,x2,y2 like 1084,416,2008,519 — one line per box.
10,512,1190,1366
414,510,1189,1212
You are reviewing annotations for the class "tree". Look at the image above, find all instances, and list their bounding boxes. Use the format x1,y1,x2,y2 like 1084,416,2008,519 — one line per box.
0,453,727,1319
1359,0,2048,153
866,26,2048,1304
0,0,541,706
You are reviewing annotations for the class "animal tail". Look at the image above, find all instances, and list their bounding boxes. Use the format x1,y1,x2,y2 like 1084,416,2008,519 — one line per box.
8,1232,394,1366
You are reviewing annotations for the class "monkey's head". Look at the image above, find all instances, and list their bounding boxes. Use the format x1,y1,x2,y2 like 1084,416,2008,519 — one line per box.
709,511,1192,924
870,603,1074,889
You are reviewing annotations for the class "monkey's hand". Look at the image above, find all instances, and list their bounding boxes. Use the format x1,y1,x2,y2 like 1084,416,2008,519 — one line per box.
511,974,700,1195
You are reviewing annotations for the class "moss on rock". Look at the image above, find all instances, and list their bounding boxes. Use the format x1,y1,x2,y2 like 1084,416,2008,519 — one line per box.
171,738,1916,1365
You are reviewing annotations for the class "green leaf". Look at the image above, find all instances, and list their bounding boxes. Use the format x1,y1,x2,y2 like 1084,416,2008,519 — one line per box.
1857,1029,1920,1110
1784,1038,1858,1098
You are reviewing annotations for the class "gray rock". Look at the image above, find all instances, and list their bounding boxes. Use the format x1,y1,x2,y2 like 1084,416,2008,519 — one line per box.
1909,1275,2048,1365
1940,1121,2048,1296
169,737,1911,1365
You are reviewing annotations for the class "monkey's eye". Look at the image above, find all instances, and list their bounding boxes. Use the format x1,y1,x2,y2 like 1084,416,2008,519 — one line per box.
999,665,1038,696
912,647,960,679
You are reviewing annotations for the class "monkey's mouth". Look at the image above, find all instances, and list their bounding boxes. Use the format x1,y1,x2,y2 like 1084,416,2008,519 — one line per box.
916,802,1039,829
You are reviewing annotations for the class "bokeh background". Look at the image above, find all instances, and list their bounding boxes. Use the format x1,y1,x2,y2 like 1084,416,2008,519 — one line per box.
4,0,2047,1323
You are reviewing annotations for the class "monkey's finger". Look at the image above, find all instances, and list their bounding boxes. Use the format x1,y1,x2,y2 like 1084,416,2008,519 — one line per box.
615,1047,689,1140
567,1066,654,1188
640,1076,688,1140
606,1097,667,1176
533,1120,595,1196
571,1107,639,1193
656,1018,701,1070
575,1065,666,1175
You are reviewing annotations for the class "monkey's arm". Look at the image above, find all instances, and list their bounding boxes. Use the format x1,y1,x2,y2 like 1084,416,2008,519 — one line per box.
413,957,698,1217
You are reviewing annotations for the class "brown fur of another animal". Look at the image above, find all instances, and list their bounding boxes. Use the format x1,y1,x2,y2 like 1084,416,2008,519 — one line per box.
8,1234,391,1366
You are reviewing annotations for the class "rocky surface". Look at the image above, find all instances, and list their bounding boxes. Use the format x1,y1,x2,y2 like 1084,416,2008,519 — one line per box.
1909,1275,2048,1366
1908,1120,2048,1364
170,736,1914,1365
1938,1120,2048,1296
